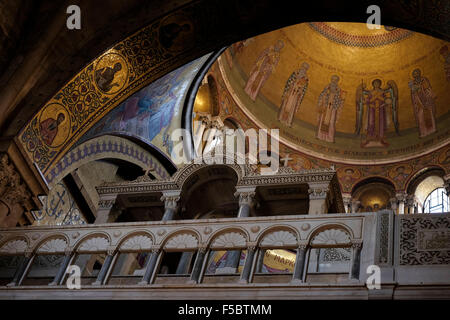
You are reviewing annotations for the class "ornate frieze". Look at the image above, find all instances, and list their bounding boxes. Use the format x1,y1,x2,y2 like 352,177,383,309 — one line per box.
399,215,450,265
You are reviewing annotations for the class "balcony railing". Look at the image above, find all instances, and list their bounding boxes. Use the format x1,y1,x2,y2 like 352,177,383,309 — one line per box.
0,211,449,299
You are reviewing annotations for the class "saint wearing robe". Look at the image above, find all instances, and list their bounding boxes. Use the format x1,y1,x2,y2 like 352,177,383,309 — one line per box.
278,62,309,127
40,113,65,146
355,79,399,148
316,75,346,143
95,62,122,92
409,69,437,138
244,40,284,101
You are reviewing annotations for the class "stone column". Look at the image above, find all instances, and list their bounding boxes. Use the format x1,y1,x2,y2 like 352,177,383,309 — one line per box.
139,249,161,285
176,252,194,274
160,191,181,221
350,200,361,213
193,114,211,157
190,247,207,284
308,183,330,215
444,174,450,196
255,249,265,273
239,245,256,283
92,249,116,285
349,242,362,280
234,187,256,218
7,251,34,287
342,194,352,213
291,243,308,283
389,197,398,213
95,194,118,224
406,194,416,214
202,117,224,154
49,250,73,286
396,192,407,214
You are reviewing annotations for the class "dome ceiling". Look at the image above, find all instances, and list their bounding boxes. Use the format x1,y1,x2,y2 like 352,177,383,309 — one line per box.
219,22,450,164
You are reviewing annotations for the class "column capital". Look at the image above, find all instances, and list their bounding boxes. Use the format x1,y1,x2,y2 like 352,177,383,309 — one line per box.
160,191,181,211
234,187,256,207
97,194,118,210
443,174,450,195
209,116,224,130
389,197,398,210
351,241,363,249
395,191,408,202
307,183,330,200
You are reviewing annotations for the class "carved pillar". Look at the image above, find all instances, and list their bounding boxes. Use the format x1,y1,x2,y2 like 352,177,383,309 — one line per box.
7,251,34,287
389,197,398,213
291,243,308,283
202,117,224,155
95,194,118,224
255,249,265,273
405,194,416,214
444,174,450,196
351,200,361,213
193,114,211,157
176,252,194,274
396,192,407,214
349,242,362,280
92,249,116,285
160,191,181,221
234,187,256,218
239,245,256,283
342,194,352,213
49,250,73,286
139,249,162,285
190,247,207,284
308,183,330,215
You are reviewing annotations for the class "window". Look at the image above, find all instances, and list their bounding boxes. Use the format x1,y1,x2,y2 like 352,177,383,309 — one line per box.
423,188,449,213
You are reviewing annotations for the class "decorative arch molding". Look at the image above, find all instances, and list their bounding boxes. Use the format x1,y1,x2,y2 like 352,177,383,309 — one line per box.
258,228,298,249
308,224,354,247
0,238,29,255
209,228,248,249
118,233,154,252
406,166,446,195
46,135,171,188
163,231,199,251
75,234,111,253
35,237,68,254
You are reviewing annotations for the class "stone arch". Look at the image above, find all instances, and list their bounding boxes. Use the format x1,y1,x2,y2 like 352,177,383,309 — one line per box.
307,224,354,247
33,234,69,254
0,236,29,255
74,233,111,253
256,225,299,249
117,231,155,252
162,229,200,251
46,135,171,188
208,227,248,249
351,177,396,212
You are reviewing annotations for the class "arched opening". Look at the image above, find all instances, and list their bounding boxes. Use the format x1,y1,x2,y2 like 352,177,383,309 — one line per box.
351,178,396,212
180,165,239,219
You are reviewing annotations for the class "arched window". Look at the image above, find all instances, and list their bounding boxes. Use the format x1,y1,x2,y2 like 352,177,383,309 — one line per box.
423,188,449,213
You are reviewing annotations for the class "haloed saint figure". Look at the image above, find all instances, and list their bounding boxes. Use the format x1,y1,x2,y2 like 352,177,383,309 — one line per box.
278,62,309,127
244,40,284,101
408,69,437,138
355,79,399,148
316,75,346,143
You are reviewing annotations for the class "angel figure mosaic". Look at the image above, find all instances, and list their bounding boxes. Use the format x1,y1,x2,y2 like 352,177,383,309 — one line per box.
355,79,399,148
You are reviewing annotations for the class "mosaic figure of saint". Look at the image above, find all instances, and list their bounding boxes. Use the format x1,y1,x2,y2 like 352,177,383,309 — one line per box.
40,113,65,146
95,62,122,92
408,69,437,138
439,45,450,82
244,40,284,101
278,62,309,127
355,79,399,148
316,75,346,143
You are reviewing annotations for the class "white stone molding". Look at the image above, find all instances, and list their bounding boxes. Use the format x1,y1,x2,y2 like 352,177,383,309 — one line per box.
0,239,28,254
260,230,297,248
120,235,153,251
210,232,246,249
37,238,68,254
310,229,351,246
77,236,109,252
165,233,199,250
